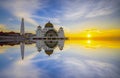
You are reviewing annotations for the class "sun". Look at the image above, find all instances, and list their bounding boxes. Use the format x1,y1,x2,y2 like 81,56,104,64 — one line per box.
87,34,91,38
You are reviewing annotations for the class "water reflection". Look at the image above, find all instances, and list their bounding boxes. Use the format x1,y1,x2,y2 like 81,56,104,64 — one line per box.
0,39,120,78
20,42,24,60
0,39,65,60
36,40,64,55
66,39,120,49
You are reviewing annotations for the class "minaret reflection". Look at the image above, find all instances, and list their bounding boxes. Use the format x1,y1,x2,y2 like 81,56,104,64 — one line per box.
36,40,42,52
36,40,65,56
20,42,25,60
19,40,64,60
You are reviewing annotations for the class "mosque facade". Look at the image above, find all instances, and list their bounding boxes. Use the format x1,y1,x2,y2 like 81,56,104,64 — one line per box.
36,21,65,39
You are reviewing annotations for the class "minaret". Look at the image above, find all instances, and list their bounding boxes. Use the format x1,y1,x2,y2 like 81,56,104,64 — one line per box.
20,18,25,36
58,27,64,38
36,25,43,37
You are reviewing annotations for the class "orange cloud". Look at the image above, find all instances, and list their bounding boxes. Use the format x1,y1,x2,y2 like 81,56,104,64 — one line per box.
0,24,9,32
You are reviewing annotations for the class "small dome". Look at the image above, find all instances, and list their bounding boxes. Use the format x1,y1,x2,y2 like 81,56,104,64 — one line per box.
37,25,41,28
60,27,63,29
45,21,53,28
45,50,53,56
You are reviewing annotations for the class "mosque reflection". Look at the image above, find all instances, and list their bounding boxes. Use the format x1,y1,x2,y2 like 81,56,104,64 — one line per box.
36,40,64,54
24,40,64,59
0,39,65,60
0,38,66,60
0,19,67,60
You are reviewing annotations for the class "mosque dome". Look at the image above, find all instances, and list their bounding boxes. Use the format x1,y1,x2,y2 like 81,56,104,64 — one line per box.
60,27,63,29
45,50,53,56
45,21,53,28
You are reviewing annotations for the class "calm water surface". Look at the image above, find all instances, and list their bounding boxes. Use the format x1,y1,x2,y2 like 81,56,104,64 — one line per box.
0,40,120,78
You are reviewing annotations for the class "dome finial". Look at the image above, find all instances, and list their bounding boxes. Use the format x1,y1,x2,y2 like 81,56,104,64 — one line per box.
45,21,53,28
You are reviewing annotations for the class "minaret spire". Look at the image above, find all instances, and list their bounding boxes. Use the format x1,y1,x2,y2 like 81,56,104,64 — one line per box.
20,18,25,36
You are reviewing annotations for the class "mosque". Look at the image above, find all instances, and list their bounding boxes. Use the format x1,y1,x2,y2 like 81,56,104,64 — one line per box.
19,18,66,59
35,21,65,39
20,18,66,40
35,21,65,56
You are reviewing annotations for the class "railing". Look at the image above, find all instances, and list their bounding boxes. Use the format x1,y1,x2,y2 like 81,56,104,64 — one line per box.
31,36,68,40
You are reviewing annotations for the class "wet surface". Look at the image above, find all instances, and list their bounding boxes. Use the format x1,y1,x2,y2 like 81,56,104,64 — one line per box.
0,40,120,78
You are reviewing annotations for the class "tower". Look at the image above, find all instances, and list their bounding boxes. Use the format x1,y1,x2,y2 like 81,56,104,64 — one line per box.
36,25,43,37
58,27,64,38
20,18,25,36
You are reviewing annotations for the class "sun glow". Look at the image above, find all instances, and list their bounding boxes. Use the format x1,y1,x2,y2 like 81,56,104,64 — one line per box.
87,34,91,38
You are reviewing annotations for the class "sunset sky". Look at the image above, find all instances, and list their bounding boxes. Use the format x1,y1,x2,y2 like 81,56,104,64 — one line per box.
0,0,120,37
0,1,120,78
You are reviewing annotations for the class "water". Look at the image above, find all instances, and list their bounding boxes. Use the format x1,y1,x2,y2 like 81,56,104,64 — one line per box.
0,40,120,78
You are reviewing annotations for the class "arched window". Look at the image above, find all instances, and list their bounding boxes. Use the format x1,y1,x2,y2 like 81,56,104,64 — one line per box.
45,29,58,37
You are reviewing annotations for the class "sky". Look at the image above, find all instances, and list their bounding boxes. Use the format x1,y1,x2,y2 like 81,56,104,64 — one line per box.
0,0,120,34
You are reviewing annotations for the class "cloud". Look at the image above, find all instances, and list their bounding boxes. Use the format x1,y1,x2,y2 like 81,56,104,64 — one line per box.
0,24,9,31
0,46,8,54
58,58,120,78
85,0,120,18
1,61,44,78
0,52,49,78
61,0,120,20
21,52,120,78
2,0,47,26
0,50,119,78
31,15,61,24
31,53,61,63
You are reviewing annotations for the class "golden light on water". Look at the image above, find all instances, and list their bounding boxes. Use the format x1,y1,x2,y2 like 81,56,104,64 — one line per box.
87,40,91,44
65,40,120,49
